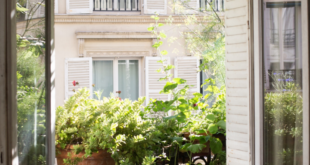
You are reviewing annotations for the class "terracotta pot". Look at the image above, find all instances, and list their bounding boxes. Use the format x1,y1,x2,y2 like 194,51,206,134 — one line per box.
56,145,115,165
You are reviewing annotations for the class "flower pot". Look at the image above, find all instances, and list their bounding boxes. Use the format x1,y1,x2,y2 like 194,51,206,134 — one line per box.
56,145,115,165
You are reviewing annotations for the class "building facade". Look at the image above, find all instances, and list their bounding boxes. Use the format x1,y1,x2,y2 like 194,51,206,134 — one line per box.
54,0,224,107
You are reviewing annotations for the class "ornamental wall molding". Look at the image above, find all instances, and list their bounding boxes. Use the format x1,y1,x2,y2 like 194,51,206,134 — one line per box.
77,31,157,57
55,15,221,24
86,51,150,57
76,31,155,39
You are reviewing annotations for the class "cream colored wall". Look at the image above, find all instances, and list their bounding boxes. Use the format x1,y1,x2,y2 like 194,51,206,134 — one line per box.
55,21,191,107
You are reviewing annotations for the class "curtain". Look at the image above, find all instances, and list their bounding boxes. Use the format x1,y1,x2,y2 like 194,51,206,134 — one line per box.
118,60,139,101
93,61,114,99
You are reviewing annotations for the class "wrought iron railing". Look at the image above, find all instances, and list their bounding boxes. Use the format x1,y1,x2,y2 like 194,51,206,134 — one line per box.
93,0,140,11
200,0,225,11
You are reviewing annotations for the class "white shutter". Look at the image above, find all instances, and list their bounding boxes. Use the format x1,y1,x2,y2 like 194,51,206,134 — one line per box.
66,0,93,14
65,58,93,99
144,0,167,15
174,57,200,98
225,0,251,164
26,0,44,19
55,0,58,13
145,57,171,105
176,0,199,14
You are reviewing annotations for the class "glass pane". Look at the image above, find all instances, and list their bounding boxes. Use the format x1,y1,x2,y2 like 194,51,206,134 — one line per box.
263,2,303,164
101,0,107,10
94,0,100,10
16,0,47,164
120,0,125,10
126,0,131,10
93,61,114,99
118,60,139,101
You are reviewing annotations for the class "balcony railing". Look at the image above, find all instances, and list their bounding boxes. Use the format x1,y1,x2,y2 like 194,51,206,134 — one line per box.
200,0,225,12
93,0,140,11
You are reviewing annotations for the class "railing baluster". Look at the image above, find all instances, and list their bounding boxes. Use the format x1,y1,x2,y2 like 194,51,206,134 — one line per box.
93,0,142,11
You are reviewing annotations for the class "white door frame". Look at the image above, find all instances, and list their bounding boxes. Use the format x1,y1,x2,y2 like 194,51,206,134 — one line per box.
253,0,309,164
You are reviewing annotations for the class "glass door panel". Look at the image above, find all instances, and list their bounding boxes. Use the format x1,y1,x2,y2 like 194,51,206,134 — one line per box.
118,60,139,101
16,0,47,164
262,1,303,164
93,61,114,99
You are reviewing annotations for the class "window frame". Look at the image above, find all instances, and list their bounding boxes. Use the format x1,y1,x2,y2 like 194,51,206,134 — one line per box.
92,57,142,100
253,0,309,164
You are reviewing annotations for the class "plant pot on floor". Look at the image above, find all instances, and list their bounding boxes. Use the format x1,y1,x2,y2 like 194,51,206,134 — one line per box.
56,145,115,165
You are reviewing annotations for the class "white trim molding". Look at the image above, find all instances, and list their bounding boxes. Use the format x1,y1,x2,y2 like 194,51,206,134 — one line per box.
55,15,222,24
86,51,150,57
76,31,156,39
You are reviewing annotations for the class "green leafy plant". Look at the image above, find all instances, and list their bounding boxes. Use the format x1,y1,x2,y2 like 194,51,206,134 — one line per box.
144,14,226,164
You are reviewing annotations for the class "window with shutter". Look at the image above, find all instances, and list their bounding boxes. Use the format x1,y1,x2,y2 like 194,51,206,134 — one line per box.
174,57,200,98
66,0,93,14
145,57,171,105
175,0,199,14
144,0,167,15
65,58,93,99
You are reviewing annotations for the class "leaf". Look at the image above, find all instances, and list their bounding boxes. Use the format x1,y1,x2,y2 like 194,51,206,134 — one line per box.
161,82,178,93
172,137,185,143
173,78,186,85
187,144,206,153
164,112,186,123
159,32,167,39
189,135,210,144
161,50,168,55
164,64,175,71
180,143,191,152
210,137,223,154
193,93,203,98
147,27,154,31
208,124,218,134
158,23,164,27
217,120,226,130
206,114,215,121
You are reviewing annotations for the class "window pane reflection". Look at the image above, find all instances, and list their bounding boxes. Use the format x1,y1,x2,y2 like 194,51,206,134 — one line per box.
118,60,139,101
16,0,47,164
263,1,302,164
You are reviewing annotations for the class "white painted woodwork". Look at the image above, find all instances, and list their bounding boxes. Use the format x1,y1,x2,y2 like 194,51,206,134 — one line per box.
55,0,58,13
145,57,170,104
144,0,167,15
174,57,199,98
66,0,93,14
65,58,93,99
225,0,251,164
176,0,199,14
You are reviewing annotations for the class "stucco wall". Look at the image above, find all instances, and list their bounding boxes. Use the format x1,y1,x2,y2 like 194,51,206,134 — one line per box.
55,19,192,107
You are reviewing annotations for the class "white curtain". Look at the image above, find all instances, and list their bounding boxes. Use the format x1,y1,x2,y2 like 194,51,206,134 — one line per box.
118,60,139,101
93,61,114,99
